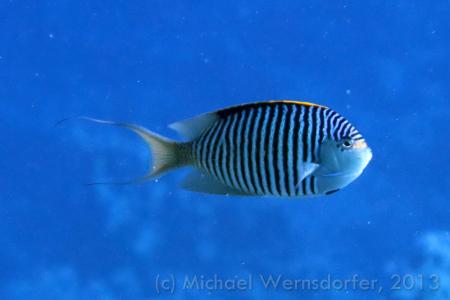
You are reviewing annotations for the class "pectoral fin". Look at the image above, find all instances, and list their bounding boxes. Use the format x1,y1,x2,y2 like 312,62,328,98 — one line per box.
295,162,320,189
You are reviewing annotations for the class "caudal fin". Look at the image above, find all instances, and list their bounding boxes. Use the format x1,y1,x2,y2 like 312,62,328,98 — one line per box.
74,117,192,180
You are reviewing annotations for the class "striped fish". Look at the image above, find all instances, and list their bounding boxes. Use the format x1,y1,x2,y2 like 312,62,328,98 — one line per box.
87,100,372,197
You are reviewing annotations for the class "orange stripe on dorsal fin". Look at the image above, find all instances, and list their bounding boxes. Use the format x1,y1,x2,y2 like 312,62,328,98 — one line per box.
268,100,328,109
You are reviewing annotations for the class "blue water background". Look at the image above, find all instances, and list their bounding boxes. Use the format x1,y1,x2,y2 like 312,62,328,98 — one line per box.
1,1,449,299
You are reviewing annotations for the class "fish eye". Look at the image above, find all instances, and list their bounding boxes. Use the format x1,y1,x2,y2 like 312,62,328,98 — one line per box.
342,139,353,149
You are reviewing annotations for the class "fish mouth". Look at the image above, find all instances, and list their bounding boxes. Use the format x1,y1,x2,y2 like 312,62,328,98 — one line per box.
367,148,373,161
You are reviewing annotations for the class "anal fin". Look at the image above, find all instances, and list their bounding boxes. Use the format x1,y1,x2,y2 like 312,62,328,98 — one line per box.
180,169,251,196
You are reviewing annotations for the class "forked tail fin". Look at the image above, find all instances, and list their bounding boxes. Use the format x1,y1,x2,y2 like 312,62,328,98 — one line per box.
126,122,189,179
60,117,192,182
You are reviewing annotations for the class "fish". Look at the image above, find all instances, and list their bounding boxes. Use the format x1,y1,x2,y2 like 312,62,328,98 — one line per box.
86,100,372,197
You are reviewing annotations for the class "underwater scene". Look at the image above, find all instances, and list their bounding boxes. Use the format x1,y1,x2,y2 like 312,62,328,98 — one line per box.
1,1,449,299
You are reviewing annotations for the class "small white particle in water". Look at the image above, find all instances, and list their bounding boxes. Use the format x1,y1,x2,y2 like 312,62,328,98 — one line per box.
137,80,141,84
203,58,210,64
49,33,54,39
367,221,371,225
346,89,351,95
154,179,159,183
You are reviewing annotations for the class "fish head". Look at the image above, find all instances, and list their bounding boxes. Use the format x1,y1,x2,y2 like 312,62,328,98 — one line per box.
314,136,372,195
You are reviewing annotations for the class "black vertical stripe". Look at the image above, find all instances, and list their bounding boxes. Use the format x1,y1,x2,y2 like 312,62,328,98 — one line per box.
200,125,211,169
327,110,336,140
216,117,230,184
310,106,318,162
209,120,224,179
199,124,213,169
319,108,326,143
336,119,348,140
333,117,344,140
301,178,307,195
244,109,256,193
287,105,298,196
342,122,353,137
292,106,300,193
236,110,250,192
225,114,238,188
302,106,309,162
349,130,361,138
272,105,282,195
296,106,306,195
281,105,291,196
232,112,244,191
306,106,314,163
310,176,316,194
329,114,339,140
196,130,205,168
222,116,234,187
195,128,207,168
262,106,273,194
253,107,265,194
313,107,322,161
203,121,220,173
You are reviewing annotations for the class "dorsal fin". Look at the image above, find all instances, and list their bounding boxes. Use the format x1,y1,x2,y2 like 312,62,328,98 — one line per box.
214,100,327,117
269,100,328,108
169,112,219,140
169,100,327,140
